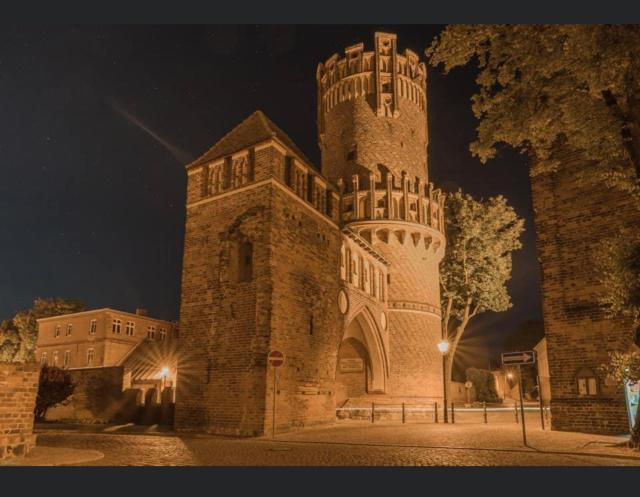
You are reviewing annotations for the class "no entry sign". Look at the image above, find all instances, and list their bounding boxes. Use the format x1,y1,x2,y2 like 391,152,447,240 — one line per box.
268,350,285,368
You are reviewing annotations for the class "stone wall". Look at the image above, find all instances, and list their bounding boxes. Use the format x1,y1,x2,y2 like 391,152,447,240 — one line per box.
0,362,38,460
531,148,640,434
45,366,125,423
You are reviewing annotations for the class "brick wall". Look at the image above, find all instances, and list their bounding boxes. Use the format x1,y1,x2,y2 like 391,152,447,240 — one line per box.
531,148,640,434
321,97,428,185
266,186,343,433
0,362,38,460
175,150,276,435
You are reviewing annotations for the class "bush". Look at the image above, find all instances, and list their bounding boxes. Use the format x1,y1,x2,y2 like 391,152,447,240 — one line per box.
35,366,75,421
466,367,500,403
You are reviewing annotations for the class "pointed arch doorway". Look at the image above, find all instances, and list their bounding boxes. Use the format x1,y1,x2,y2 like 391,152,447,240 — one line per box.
335,309,387,405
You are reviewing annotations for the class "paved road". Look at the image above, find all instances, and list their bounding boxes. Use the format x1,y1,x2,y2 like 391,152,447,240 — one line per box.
34,421,640,466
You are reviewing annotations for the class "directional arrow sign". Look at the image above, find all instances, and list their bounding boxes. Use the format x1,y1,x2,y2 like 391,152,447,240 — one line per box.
501,350,536,366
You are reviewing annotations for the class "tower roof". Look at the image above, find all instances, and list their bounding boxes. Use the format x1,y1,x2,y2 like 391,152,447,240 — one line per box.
187,110,312,168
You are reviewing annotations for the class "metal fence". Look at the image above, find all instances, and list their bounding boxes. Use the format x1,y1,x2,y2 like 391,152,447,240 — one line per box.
336,401,552,428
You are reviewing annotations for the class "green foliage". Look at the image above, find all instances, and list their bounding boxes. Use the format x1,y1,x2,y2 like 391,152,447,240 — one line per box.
427,25,640,200
601,351,640,448
0,320,20,362
441,190,524,330
35,366,76,421
465,367,500,403
440,190,523,403
598,234,640,325
0,298,86,363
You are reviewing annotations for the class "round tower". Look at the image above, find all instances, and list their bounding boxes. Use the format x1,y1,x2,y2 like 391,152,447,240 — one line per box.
319,33,446,399
317,32,429,186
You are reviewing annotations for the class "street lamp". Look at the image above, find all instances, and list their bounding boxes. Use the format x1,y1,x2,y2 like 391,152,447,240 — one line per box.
437,339,450,423
161,366,169,390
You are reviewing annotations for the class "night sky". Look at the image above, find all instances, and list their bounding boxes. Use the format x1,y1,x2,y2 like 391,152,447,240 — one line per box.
0,25,542,365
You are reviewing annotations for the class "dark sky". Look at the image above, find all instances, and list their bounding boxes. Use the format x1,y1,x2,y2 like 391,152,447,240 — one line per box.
0,25,542,363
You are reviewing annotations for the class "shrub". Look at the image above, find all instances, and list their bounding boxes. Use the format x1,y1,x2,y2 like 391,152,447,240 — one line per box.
466,367,500,403
35,366,75,421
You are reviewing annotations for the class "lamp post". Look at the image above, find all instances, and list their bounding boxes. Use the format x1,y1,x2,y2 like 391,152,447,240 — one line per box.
437,339,450,423
161,366,169,390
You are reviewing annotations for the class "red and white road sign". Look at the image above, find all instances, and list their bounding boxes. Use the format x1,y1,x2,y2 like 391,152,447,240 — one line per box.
268,350,285,368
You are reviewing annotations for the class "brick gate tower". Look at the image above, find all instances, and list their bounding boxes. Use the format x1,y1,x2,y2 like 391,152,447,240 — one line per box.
175,33,446,436
317,32,446,399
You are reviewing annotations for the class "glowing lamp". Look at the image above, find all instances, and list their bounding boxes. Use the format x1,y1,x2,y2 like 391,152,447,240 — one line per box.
161,367,170,378
437,340,450,355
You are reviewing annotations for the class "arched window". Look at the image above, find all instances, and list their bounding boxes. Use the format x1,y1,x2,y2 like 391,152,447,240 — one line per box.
340,245,347,280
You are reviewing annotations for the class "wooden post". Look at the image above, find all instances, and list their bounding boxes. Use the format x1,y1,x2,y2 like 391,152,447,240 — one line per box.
483,401,487,424
434,402,438,423
402,403,406,424
371,402,375,423
451,402,455,424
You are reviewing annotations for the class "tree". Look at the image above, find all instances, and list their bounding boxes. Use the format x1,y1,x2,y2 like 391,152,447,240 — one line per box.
601,351,640,449
0,320,21,362
598,233,640,325
465,367,500,403
440,191,524,401
4,298,86,363
427,25,640,200
35,366,75,421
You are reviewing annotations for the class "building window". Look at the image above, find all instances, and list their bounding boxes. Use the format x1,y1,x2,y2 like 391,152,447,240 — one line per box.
159,328,166,341
54,325,61,338
87,348,94,366
231,240,253,283
89,319,97,335
125,321,135,336
52,351,59,367
41,352,47,366
340,245,347,280
576,368,599,396
63,350,70,368
112,319,121,334
309,315,314,336
147,326,156,340
66,323,73,336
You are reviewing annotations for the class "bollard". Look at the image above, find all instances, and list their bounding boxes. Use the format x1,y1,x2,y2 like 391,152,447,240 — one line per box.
451,402,455,424
371,402,375,423
539,400,545,430
434,402,439,423
402,403,406,424
483,401,487,424
514,402,519,423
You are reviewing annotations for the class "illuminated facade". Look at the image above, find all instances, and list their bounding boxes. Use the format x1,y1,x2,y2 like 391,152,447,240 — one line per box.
175,33,446,436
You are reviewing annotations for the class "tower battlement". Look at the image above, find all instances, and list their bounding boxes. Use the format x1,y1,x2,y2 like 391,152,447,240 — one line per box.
316,32,430,190
316,32,427,134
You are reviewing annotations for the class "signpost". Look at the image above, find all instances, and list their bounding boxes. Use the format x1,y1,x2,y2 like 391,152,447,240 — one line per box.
501,350,536,446
268,350,285,439
464,380,473,407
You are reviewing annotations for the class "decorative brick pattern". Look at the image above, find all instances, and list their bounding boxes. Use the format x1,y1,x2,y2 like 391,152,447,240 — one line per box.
175,33,445,436
0,362,38,460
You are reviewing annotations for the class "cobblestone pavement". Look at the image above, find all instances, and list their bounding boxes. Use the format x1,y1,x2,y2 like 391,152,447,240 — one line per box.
32,418,640,466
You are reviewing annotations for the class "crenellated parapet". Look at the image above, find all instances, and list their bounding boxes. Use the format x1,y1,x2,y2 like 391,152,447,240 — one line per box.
338,170,445,235
316,32,427,141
